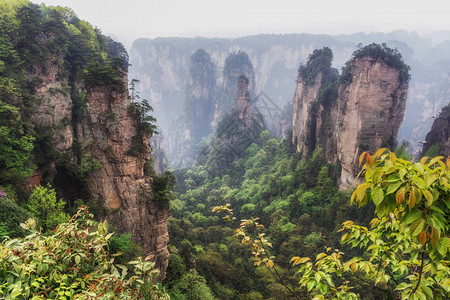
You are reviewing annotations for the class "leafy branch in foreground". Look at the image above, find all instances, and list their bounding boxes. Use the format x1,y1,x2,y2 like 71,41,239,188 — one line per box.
291,149,449,300
0,206,169,299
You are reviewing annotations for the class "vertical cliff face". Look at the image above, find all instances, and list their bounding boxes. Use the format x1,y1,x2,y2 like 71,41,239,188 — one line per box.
1,2,169,279
129,35,354,140
28,56,169,279
334,55,409,187
422,103,450,157
32,65,170,277
81,84,169,276
292,44,409,188
166,49,217,168
291,73,322,157
292,47,339,159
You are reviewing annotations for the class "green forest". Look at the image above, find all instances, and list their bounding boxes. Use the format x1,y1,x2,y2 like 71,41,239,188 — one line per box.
0,1,449,300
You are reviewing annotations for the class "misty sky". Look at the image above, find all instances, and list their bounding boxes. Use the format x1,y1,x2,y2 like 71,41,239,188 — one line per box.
30,0,450,47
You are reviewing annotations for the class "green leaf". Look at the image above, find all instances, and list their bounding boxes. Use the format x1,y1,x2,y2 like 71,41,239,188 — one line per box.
371,187,384,206
410,218,425,236
405,208,422,225
386,181,402,195
412,177,426,189
75,255,80,265
384,173,400,182
307,280,315,292
395,282,409,290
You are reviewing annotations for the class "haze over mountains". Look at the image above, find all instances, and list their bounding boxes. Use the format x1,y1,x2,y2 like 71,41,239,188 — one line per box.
129,30,450,166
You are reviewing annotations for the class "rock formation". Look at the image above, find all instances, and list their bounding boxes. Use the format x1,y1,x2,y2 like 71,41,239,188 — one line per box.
422,103,450,157
214,51,255,122
292,44,410,188
236,75,252,125
291,48,339,159
333,53,409,187
31,56,169,276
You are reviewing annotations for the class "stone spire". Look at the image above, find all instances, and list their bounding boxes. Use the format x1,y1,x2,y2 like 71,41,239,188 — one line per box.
236,75,252,125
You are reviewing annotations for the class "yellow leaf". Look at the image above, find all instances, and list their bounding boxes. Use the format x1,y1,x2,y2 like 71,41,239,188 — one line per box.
428,156,444,167
351,190,357,205
316,252,327,261
341,233,350,242
355,183,369,201
375,148,387,158
359,152,366,166
420,157,429,165
266,260,274,268
290,257,301,266
390,152,397,163
423,189,434,206
419,230,427,244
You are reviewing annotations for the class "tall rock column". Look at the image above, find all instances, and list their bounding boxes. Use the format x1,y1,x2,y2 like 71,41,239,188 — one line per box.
291,47,338,159
185,49,216,141
333,54,409,187
236,75,252,125
291,73,323,157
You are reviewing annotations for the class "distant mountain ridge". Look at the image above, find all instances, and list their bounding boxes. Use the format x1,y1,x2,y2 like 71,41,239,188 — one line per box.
129,31,450,160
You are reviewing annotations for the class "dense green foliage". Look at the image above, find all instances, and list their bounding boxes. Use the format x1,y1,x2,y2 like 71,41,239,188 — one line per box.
166,130,378,298
0,3,165,297
0,206,168,299
298,47,334,86
0,191,32,238
127,79,158,157
0,101,35,185
27,184,69,232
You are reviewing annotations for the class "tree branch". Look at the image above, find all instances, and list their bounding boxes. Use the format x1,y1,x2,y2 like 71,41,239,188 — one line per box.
411,244,426,295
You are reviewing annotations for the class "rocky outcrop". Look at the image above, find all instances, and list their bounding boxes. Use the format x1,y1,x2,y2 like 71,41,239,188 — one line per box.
30,58,169,278
131,33,450,161
166,49,217,168
292,44,409,188
422,103,450,157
